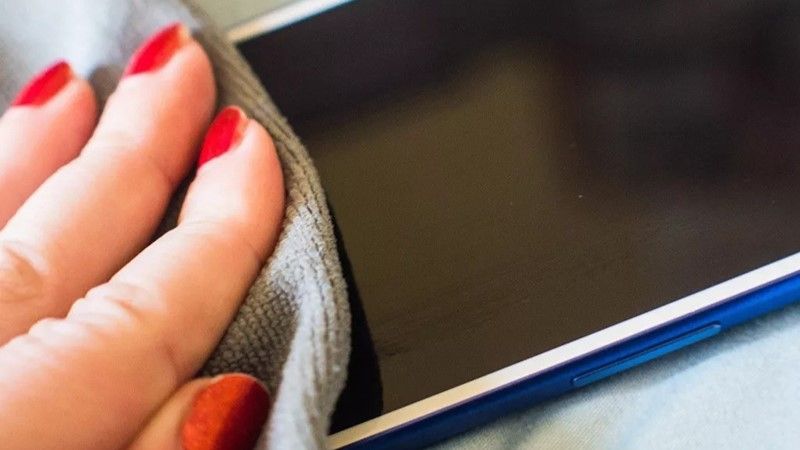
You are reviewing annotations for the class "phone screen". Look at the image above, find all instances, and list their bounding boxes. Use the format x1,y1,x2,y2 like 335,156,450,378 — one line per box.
240,0,800,425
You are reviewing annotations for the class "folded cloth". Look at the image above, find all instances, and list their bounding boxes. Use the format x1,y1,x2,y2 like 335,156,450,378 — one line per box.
0,1,350,449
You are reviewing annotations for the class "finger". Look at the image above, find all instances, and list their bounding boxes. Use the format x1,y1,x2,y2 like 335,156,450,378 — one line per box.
0,60,97,227
0,109,284,450
129,378,213,450
0,23,216,343
129,374,271,450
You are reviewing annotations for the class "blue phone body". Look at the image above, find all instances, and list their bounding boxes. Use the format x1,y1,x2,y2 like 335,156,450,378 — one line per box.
342,272,800,449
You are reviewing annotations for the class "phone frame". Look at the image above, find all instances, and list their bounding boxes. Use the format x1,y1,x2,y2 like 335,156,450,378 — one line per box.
226,3,800,448
329,252,800,448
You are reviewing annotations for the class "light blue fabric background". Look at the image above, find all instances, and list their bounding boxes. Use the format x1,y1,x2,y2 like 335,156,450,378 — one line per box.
432,302,800,449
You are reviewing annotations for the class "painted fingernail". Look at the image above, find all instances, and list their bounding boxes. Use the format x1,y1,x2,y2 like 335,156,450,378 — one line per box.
123,22,189,77
197,106,248,169
11,60,73,107
181,374,272,450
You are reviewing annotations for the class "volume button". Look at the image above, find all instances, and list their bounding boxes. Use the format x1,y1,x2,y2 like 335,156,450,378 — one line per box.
572,323,722,388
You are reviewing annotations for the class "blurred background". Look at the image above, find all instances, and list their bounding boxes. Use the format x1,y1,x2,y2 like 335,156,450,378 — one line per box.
196,0,296,29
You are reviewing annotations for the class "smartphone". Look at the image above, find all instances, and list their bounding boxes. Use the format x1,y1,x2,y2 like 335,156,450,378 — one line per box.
231,1,800,447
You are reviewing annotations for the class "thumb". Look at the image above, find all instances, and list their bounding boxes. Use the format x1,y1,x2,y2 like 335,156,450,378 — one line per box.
129,374,272,450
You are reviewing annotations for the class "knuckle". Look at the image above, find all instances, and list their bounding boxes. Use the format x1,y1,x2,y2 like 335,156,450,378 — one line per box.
0,240,48,305
86,128,141,154
24,317,79,352
179,219,264,265
83,131,178,189
79,282,155,327
65,282,184,380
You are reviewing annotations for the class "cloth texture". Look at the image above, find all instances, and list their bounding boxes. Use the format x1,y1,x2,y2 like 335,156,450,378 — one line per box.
0,1,350,449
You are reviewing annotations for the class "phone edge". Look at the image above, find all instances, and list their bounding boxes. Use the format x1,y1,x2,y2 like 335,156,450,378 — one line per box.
329,252,800,449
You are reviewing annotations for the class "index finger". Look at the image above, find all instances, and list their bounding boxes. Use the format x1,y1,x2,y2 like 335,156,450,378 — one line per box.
0,61,97,227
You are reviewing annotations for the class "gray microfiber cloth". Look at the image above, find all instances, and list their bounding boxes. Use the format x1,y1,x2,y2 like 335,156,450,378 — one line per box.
0,1,350,448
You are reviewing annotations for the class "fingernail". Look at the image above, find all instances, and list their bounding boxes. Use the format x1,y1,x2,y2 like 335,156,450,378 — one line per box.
11,60,73,107
197,106,248,169
123,22,189,77
181,374,272,450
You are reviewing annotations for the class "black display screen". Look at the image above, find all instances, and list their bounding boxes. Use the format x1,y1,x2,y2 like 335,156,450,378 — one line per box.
240,0,800,424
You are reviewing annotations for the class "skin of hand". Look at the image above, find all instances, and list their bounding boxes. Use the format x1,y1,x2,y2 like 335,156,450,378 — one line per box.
0,23,284,450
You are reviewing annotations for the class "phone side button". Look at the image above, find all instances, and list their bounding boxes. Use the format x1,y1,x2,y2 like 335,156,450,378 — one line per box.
572,323,722,388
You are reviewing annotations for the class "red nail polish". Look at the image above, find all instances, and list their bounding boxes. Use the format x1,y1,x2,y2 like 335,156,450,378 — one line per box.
197,106,248,169
123,22,188,77
11,60,73,107
181,374,272,450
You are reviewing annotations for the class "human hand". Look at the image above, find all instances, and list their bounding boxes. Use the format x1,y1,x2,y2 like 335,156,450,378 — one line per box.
0,23,284,450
